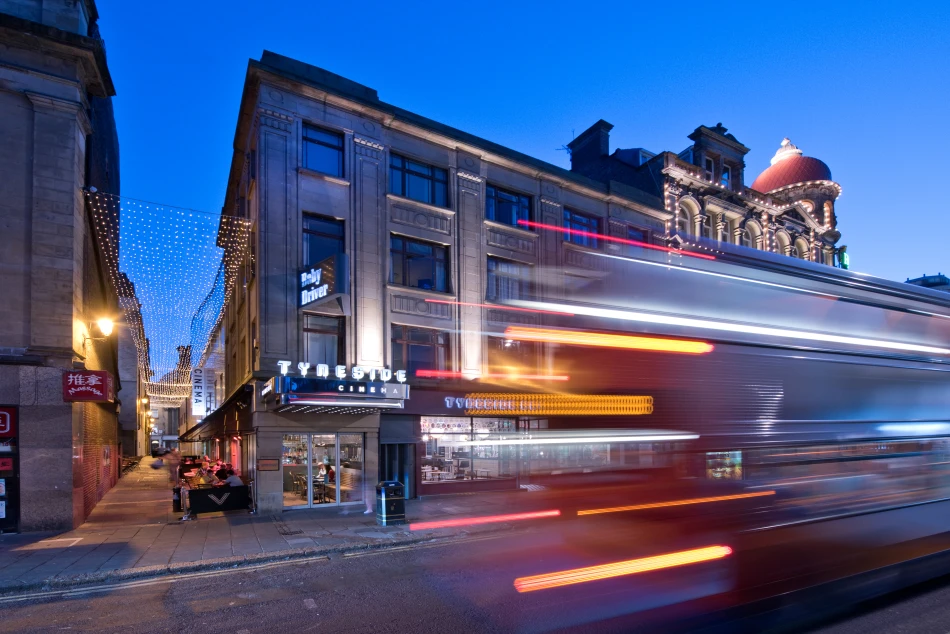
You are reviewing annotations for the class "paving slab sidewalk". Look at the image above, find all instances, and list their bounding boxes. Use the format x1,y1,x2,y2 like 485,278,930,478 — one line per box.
0,461,541,593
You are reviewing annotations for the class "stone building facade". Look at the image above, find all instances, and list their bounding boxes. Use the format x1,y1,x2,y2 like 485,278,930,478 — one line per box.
0,0,122,531
181,51,849,516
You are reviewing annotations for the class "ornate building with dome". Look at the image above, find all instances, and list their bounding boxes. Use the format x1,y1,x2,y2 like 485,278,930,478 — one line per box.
567,121,845,266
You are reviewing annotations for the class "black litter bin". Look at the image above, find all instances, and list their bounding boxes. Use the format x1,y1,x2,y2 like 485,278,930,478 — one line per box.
376,481,406,526
172,487,182,513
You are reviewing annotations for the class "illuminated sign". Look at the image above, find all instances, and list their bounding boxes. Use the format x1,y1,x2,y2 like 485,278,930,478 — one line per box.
191,369,206,417
277,377,409,400
277,361,406,383
840,252,850,270
299,253,348,308
0,408,15,438
444,393,653,416
62,370,114,402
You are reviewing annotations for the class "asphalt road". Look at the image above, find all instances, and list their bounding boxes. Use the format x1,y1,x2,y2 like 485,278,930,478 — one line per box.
807,575,950,634
0,514,737,634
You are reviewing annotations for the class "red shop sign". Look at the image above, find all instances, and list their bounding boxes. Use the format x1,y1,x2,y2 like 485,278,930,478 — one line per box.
0,407,15,438
0,458,12,471
62,370,115,403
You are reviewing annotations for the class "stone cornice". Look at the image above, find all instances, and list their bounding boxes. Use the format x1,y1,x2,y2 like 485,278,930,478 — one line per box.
25,91,91,134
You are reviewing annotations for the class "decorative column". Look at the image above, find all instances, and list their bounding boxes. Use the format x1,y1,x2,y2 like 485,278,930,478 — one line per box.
457,169,484,379
353,136,387,369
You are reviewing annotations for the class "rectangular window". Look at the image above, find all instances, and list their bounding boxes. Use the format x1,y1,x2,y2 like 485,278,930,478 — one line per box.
303,214,344,266
389,154,449,208
487,336,538,372
563,209,601,249
704,157,715,181
390,235,449,292
392,325,450,379
303,124,344,177
627,226,649,243
720,165,731,189
486,185,531,228
564,273,605,297
303,315,344,367
486,257,533,302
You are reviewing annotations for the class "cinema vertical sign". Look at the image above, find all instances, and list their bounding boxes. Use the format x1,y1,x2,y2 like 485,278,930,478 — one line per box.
299,253,349,309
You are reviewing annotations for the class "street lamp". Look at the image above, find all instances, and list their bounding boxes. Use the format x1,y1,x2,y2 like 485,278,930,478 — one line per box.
96,318,114,336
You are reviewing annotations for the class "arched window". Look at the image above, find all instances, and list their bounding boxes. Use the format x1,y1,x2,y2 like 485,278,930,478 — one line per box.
774,231,791,256
741,227,753,248
676,211,689,235
794,237,810,260
742,220,762,250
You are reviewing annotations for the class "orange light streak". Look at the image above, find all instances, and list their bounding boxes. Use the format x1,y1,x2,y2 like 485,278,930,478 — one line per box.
504,326,715,355
577,490,776,516
414,369,570,381
410,509,561,531
513,545,733,593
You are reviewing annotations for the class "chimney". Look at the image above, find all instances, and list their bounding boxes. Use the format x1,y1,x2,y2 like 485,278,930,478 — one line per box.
567,119,613,172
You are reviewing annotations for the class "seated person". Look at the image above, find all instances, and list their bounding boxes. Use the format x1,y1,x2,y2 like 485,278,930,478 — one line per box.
189,467,217,487
223,470,243,487
327,465,335,482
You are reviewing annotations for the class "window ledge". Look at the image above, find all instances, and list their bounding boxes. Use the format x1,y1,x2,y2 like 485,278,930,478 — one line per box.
386,285,456,298
298,167,351,187
562,241,603,254
483,219,538,238
386,193,455,216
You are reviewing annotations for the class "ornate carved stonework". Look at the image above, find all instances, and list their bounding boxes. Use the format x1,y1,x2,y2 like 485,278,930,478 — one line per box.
486,227,537,255
354,136,383,159
486,309,539,326
258,108,292,131
457,171,483,191
564,247,605,271
540,196,562,208
391,204,451,234
391,294,453,319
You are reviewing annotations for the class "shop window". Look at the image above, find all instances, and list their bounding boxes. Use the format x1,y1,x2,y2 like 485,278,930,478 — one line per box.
302,124,344,177
486,336,538,373
486,185,531,228
390,235,449,292
563,209,601,249
389,154,449,208
303,314,344,366
486,256,533,302
303,214,344,266
421,416,516,483
627,226,649,243
391,325,450,379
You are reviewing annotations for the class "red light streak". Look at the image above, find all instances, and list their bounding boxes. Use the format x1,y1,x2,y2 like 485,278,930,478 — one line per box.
577,490,776,515
513,545,733,593
517,220,717,261
424,298,574,316
414,369,570,381
410,509,561,531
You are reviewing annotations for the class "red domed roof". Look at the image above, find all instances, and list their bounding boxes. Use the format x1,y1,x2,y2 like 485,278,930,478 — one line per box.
751,139,833,193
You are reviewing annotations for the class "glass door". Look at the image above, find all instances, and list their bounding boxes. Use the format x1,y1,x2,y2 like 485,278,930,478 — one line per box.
311,434,337,505
282,434,309,509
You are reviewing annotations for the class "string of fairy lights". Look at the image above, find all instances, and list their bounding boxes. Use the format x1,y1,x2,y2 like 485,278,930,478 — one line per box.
85,190,250,406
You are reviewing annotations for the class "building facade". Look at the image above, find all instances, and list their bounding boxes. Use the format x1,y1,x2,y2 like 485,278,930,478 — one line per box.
0,0,122,531
183,51,847,516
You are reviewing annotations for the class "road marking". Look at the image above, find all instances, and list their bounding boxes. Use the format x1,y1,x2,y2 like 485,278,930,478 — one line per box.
14,538,83,551
0,556,330,604
304,598,317,609
342,532,509,559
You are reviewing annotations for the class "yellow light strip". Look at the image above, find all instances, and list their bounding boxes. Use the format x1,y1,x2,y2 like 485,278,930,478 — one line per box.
513,545,733,593
577,490,776,516
460,393,653,416
504,326,714,355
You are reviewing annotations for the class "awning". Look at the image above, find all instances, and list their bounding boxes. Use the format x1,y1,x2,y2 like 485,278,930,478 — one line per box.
179,387,253,442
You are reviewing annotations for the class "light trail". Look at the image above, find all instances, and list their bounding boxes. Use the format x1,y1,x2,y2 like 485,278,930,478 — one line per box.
414,369,571,381
452,433,698,446
508,300,950,356
577,490,776,516
513,545,733,593
424,298,573,316
516,220,717,261
504,326,714,354
410,509,561,531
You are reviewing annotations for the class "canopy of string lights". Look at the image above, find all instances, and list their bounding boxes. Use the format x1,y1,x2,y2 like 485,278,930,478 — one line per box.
85,190,250,408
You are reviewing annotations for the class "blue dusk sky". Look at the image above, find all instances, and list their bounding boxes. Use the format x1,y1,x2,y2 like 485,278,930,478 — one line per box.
98,0,949,284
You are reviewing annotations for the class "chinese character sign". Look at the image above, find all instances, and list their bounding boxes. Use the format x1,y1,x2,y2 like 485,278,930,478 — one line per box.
62,370,114,402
